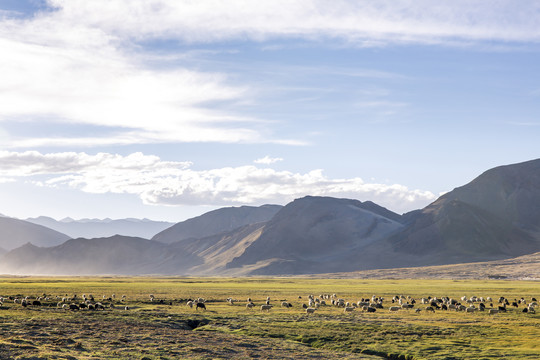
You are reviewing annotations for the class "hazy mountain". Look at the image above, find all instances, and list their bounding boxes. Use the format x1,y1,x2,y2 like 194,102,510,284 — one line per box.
0,217,70,251
152,204,282,244
25,216,174,240
0,235,196,275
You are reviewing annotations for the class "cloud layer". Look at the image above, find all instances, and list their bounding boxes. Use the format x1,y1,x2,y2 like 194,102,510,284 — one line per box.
1,1,539,147
46,1,540,44
0,151,436,213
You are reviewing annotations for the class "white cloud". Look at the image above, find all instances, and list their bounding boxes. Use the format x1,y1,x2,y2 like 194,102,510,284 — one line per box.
254,156,284,165
0,4,283,147
2,1,538,148
45,0,540,44
0,150,436,213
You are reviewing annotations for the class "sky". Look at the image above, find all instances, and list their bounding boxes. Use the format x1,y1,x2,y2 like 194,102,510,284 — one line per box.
0,0,539,222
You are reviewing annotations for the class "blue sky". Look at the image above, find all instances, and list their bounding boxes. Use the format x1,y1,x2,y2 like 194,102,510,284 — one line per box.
0,0,539,222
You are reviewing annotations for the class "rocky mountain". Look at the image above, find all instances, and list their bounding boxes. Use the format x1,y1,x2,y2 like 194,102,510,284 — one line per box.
25,216,174,240
388,159,540,264
0,217,70,251
225,196,405,274
152,204,282,244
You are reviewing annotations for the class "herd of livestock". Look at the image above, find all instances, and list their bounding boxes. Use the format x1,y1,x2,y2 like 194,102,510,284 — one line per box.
221,293,538,315
0,292,537,316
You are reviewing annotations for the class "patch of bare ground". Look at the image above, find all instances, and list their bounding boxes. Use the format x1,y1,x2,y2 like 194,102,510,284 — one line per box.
0,309,381,359
311,252,540,279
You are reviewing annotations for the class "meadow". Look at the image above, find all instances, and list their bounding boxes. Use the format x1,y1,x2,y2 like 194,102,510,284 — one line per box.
0,276,538,359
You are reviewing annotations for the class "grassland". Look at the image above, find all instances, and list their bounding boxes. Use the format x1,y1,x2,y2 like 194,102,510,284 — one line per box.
0,277,538,359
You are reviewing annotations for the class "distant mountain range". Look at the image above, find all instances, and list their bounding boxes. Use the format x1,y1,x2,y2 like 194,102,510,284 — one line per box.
1,158,539,276
25,216,174,240
0,217,70,251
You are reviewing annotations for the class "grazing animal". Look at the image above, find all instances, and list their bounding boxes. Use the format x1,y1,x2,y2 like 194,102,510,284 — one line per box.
32,300,41,306
281,301,292,308
344,306,355,313
389,306,400,312
260,304,272,311
306,307,316,314
186,301,194,308
246,303,254,310
489,309,499,315
425,306,435,313
69,304,79,310
196,303,206,311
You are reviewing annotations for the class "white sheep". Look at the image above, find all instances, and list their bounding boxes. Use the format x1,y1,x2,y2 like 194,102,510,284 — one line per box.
260,304,272,311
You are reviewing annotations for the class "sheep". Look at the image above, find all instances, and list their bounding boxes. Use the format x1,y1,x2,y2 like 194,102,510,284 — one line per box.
186,301,194,308
466,307,477,313
196,303,206,311
425,306,435,313
281,301,292,308
389,306,400,312
305,307,316,314
260,304,272,312
415,308,422,313
344,306,355,313
489,309,499,315
246,302,255,310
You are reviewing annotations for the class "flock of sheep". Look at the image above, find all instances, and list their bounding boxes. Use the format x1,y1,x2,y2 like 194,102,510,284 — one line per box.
1,292,537,317
1,293,130,311
189,293,538,316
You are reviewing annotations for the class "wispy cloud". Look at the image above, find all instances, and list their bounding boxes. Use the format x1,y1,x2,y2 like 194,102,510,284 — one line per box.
0,150,436,213
3,1,537,148
41,0,540,45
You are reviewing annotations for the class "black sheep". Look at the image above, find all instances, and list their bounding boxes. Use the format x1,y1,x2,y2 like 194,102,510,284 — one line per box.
196,302,206,311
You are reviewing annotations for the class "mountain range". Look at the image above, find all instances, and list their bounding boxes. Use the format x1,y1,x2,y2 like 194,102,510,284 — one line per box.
25,216,174,240
1,158,539,276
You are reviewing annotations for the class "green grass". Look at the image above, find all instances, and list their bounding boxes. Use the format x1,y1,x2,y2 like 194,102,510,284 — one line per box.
0,277,538,359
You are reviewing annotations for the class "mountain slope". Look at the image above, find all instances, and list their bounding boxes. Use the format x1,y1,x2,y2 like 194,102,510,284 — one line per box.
152,204,281,244
25,216,174,240
387,158,540,264
226,196,405,274
0,217,70,251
